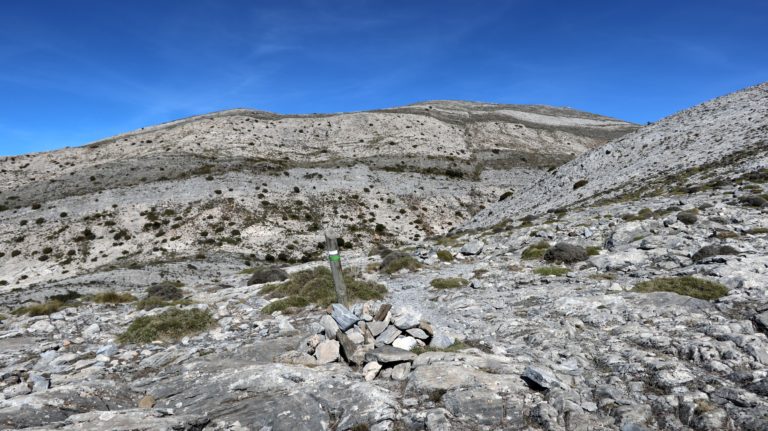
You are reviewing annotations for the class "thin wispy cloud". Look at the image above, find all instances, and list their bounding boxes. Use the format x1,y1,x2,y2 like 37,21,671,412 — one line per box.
0,0,766,156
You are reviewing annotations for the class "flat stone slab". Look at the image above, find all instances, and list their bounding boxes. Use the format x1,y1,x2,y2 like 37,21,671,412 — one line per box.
365,345,416,364
331,304,359,331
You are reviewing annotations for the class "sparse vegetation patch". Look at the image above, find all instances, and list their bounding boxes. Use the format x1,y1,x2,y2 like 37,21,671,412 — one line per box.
118,308,214,344
259,266,387,313
633,276,728,300
430,277,469,289
521,240,550,260
534,266,569,276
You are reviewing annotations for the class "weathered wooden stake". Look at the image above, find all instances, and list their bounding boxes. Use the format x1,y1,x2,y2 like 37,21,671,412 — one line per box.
325,231,348,305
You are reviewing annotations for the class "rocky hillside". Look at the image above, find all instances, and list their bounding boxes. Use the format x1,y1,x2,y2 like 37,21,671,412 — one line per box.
2,85,767,431
0,101,635,290
468,83,768,228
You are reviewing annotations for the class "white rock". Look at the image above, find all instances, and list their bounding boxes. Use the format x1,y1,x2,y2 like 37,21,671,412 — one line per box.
28,320,55,333
392,336,418,351
82,323,100,340
314,340,340,364
363,361,382,381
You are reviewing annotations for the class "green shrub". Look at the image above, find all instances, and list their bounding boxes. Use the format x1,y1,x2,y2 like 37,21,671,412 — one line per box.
260,266,386,313
544,243,588,264
677,212,698,225
692,245,739,262
261,296,310,314
739,195,767,207
146,282,184,300
92,291,136,304
746,227,768,235
430,277,469,289
380,252,422,274
534,266,569,276
13,300,65,317
135,297,193,311
586,246,601,256
436,249,454,262
521,240,550,260
118,308,214,344
633,276,728,300
247,266,289,285
49,290,81,302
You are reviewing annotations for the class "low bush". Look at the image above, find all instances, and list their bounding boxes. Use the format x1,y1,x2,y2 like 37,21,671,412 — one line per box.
739,195,767,207
118,308,214,344
380,251,422,274
534,266,569,276
13,300,65,316
430,277,469,289
633,276,728,300
692,245,739,262
543,243,588,264
586,246,601,256
436,249,454,262
521,240,550,260
259,266,387,313
92,291,136,304
261,296,310,314
146,282,184,300
247,266,289,285
676,212,698,225
49,290,82,302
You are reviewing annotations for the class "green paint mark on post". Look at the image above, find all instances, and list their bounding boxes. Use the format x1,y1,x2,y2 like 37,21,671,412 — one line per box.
329,254,341,262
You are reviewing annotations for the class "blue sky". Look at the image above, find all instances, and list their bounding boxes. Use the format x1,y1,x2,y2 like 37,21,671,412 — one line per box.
1,0,766,156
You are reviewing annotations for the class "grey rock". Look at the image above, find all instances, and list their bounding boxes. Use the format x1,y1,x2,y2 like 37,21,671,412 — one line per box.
314,340,340,364
460,240,484,255
522,365,566,390
365,345,417,364
426,408,452,431
443,388,504,426
336,331,360,365
406,328,429,340
319,314,339,339
28,320,55,333
393,311,421,330
82,323,100,339
590,249,648,271
29,374,50,392
331,304,359,331
3,383,32,398
375,325,402,346
373,303,392,321
391,362,411,381
56,409,211,431
344,327,365,344
276,350,317,366
96,344,118,357
753,310,768,334
367,320,389,337
429,334,455,349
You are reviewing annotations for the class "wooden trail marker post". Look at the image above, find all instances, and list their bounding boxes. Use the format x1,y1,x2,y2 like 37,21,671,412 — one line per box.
325,231,348,305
